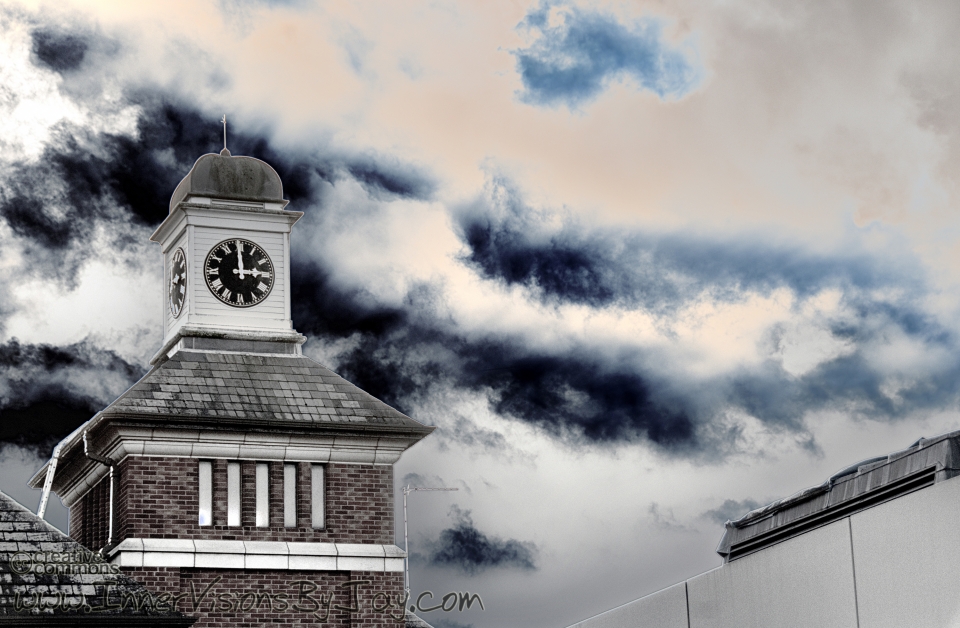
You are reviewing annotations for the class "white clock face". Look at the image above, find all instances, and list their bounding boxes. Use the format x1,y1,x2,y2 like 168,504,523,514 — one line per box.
169,247,187,318
204,239,275,308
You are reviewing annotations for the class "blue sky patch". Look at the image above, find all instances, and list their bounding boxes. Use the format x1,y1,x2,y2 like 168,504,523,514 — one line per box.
513,1,701,108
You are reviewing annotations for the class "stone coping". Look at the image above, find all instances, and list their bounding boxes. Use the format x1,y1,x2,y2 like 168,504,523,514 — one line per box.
108,539,406,572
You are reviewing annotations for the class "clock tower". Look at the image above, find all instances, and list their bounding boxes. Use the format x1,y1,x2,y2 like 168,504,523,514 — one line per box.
30,149,434,627
154,148,304,361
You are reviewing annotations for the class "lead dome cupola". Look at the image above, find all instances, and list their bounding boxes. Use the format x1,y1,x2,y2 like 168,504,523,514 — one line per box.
168,148,284,212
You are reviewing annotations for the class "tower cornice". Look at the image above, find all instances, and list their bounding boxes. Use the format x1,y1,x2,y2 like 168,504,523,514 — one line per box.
150,201,301,251
29,416,432,508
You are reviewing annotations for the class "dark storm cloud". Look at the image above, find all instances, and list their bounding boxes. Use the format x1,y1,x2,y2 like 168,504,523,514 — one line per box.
461,345,694,445
425,506,537,575
347,158,435,200
292,260,697,448
0,339,143,454
455,177,920,312
31,28,88,72
0,26,440,451
513,1,700,108
290,170,960,453
0,88,433,285
292,229,960,452
701,498,763,525
0,98,225,282
6,82,934,455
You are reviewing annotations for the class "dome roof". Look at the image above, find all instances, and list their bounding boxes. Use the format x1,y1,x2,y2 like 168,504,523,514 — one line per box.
168,149,284,213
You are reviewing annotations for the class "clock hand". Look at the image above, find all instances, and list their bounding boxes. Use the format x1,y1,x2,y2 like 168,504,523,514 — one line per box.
234,268,268,278
236,240,246,278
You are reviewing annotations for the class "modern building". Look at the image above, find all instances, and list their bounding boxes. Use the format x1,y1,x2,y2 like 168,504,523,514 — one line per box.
567,430,960,628
25,148,434,627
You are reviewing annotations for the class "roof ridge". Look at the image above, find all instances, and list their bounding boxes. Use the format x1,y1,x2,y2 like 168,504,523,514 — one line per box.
0,490,71,539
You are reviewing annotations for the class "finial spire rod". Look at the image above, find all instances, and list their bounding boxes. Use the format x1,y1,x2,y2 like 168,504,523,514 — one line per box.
221,115,227,151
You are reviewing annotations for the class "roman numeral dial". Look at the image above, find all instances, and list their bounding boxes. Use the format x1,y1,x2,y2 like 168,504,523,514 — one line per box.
169,247,187,318
204,238,275,308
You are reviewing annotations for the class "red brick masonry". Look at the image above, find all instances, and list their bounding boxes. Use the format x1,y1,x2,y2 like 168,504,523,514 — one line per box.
71,457,395,550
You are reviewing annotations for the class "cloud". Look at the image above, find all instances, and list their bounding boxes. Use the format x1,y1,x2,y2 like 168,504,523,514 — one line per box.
455,177,924,313
425,506,538,575
293,264,698,448
648,502,694,532
6,4,960,466
513,1,700,108
30,27,88,73
437,416,513,457
347,157,436,200
701,498,763,525
0,338,143,454
460,346,695,446
293,187,960,453
337,24,375,76
0,94,225,284
445,174,960,436
9,83,944,460
6,5,706,454
0,81,432,287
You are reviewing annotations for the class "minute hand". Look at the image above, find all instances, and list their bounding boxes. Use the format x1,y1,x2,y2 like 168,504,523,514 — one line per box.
235,241,246,278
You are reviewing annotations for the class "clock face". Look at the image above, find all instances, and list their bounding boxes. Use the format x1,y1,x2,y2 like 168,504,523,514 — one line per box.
169,247,187,318
204,238,275,308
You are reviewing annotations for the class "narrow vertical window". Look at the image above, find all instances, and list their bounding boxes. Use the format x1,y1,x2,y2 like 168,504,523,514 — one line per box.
198,461,212,526
227,461,240,526
311,464,324,529
255,463,269,527
284,463,297,527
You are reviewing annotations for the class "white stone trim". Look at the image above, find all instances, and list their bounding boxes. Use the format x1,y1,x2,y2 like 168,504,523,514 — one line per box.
55,425,419,506
108,539,405,572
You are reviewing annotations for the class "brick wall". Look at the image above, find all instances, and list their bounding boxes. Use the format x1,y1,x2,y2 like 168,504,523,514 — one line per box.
121,568,405,628
70,471,111,551
71,457,395,546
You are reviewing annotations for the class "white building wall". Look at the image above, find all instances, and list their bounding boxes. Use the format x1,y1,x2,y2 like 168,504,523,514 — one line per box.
851,476,960,628
567,582,688,628
568,475,960,628
687,519,858,628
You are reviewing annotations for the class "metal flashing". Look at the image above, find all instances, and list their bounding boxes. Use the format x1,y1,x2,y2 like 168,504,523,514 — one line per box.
717,430,960,561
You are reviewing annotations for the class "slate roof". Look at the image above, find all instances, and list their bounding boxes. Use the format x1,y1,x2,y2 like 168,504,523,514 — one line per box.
405,611,435,628
0,491,193,625
99,350,430,433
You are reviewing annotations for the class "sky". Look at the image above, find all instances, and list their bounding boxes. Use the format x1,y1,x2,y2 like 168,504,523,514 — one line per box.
2,0,960,626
